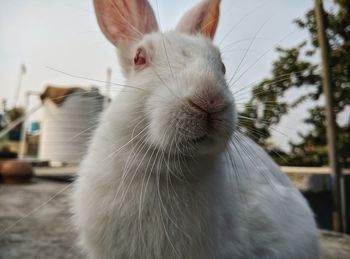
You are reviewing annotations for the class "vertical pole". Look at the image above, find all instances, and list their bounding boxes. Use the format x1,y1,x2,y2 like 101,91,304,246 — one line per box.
14,64,26,107
315,0,344,232
19,92,29,159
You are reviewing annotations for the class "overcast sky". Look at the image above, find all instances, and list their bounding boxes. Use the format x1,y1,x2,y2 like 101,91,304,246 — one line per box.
0,0,322,150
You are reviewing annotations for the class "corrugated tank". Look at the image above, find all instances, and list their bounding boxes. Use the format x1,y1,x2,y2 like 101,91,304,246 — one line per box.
39,86,104,164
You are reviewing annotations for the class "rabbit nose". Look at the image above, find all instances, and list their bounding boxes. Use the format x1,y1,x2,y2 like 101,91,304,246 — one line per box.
188,99,207,113
187,97,228,114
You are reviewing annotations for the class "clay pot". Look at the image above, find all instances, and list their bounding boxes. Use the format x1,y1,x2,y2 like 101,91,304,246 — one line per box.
0,161,4,182
1,160,34,184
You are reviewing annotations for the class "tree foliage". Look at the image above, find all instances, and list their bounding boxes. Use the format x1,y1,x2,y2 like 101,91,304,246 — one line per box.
239,0,350,166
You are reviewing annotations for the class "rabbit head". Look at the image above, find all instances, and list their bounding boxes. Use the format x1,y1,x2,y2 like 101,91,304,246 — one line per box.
94,0,236,156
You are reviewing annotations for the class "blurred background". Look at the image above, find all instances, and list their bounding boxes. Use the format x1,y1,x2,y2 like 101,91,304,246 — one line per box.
0,0,349,258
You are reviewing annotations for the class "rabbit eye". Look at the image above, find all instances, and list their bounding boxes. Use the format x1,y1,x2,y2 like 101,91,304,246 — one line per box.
134,48,146,66
221,61,226,74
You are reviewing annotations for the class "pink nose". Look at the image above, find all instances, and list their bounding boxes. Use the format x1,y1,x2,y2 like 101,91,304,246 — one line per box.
188,97,227,114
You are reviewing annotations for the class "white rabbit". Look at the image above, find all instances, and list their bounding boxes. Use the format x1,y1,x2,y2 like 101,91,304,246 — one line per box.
72,0,320,258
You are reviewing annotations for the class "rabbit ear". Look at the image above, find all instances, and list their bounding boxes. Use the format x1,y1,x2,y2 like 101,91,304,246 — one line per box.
93,0,159,47
176,0,220,40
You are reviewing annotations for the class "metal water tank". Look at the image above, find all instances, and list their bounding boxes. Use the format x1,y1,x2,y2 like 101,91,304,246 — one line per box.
39,87,103,164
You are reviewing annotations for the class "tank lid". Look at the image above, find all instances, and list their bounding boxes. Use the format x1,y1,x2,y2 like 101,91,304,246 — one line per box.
40,85,98,106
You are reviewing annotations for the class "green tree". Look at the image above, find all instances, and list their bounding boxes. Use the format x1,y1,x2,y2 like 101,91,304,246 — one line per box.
239,0,350,166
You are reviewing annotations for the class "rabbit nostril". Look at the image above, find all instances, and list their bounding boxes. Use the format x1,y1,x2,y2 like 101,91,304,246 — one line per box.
188,97,229,114
187,99,207,113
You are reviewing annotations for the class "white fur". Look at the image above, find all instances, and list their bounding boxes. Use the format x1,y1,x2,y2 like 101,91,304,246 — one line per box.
72,31,319,259
73,32,318,259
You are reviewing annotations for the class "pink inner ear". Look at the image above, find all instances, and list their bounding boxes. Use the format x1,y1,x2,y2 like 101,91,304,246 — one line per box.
176,3,208,34
94,0,159,47
176,0,220,40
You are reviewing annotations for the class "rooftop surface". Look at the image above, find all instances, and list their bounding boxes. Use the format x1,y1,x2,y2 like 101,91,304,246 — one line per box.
0,179,349,259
